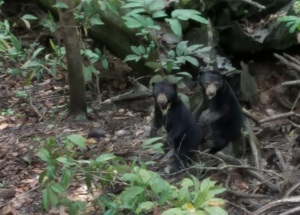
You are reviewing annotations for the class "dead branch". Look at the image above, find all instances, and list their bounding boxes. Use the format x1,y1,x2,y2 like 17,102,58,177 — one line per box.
260,111,300,124
284,182,300,197
280,207,300,215
238,0,266,9
244,118,261,168
226,202,251,215
282,80,300,86
274,53,300,72
225,174,274,199
29,93,43,120
283,53,300,66
252,196,300,215
243,108,261,125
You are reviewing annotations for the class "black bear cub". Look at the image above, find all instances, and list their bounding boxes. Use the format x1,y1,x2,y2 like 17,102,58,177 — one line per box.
198,71,243,154
150,81,204,169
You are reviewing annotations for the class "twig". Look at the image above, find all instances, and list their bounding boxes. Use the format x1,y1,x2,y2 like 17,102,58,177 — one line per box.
288,119,300,128
282,80,300,86
280,206,300,215
225,175,273,199
252,196,300,215
239,0,266,9
28,93,43,119
291,91,300,111
260,111,300,124
274,53,300,72
0,186,39,209
226,202,251,215
243,108,261,125
283,53,300,66
284,182,300,197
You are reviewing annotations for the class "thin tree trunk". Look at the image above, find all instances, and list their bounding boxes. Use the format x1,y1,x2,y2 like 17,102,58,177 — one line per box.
59,0,87,115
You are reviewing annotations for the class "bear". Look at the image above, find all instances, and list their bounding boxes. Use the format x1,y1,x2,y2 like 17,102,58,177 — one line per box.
198,70,243,154
150,81,204,169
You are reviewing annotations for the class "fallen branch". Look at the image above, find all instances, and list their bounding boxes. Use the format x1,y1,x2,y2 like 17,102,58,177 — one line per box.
284,181,300,197
274,53,300,72
252,196,300,215
238,0,266,9
282,80,300,86
280,206,300,215
243,108,261,125
260,111,300,124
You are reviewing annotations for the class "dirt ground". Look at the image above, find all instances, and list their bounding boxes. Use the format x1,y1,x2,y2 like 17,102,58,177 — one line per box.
1,56,300,215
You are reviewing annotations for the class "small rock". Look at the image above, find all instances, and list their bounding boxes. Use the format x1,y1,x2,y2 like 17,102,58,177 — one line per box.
115,129,128,137
266,108,275,116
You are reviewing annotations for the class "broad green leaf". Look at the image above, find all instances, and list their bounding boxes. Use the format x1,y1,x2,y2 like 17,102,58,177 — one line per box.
131,46,142,55
21,14,38,20
191,14,208,24
42,189,50,210
168,19,182,37
10,33,21,52
123,17,143,28
48,187,59,207
161,208,183,215
178,93,190,109
149,1,165,11
50,183,64,194
61,169,73,188
185,44,204,55
67,134,86,150
122,2,143,8
181,178,194,188
204,206,228,215
124,54,141,62
101,59,109,70
149,74,165,85
152,10,168,18
142,137,164,147
278,16,298,22
138,45,146,54
125,8,146,16
89,14,104,26
106,2,119,16
185,56,199,66
52,2,69,9
136,201,157,214
21,60,41,69
176,71,192,78
32,47,45,59
37,148,51,162
95,153,116,163
145,61,160,69
176,41,188,56
84,66,92,82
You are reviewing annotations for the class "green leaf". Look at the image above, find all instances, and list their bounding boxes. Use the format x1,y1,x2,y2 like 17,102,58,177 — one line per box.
152,10,168,18
145,61,160,69
191,14,209,24
21,14,38,20
176,41,188,56
138,45,146,54
131,45,142,55
184,44,204,55
61,169,73,189
123,16,144,28
136,201,157,214
149,1,165,11
124,54,141,62
185,56,199,66
122,2,143,8
10,33,21,52
32,47,45,59
168,19,182,38
106,2,119,16
95,153,116,163
204,206,228,215
176,71,192,78
161,208,182,215
101,59,109,70
50,183,64,194
84,66,92,82
52,2,69,9
89,14,104,26
67,134,87,150
149,74,165,85
278,16,298,22
178,93,190,109
37,148,51,162
142,137,164,147
181,178,194,188
125,8,146,16
42,189,50,211
48,187,59,207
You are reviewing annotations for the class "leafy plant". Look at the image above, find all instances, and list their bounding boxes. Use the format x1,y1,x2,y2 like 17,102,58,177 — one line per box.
278,0,300,33
37,134,126,214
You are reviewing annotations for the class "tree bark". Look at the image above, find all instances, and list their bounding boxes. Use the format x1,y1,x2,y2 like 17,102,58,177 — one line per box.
59,0,87,115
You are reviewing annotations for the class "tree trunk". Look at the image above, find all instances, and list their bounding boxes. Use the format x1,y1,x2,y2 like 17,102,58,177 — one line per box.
59,0,87,115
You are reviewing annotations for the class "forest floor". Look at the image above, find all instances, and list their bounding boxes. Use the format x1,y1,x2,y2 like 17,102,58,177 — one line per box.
1,40,300,215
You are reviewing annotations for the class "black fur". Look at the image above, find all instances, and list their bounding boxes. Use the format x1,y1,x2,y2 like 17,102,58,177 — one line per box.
199,71,243,154
150,81,204,168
